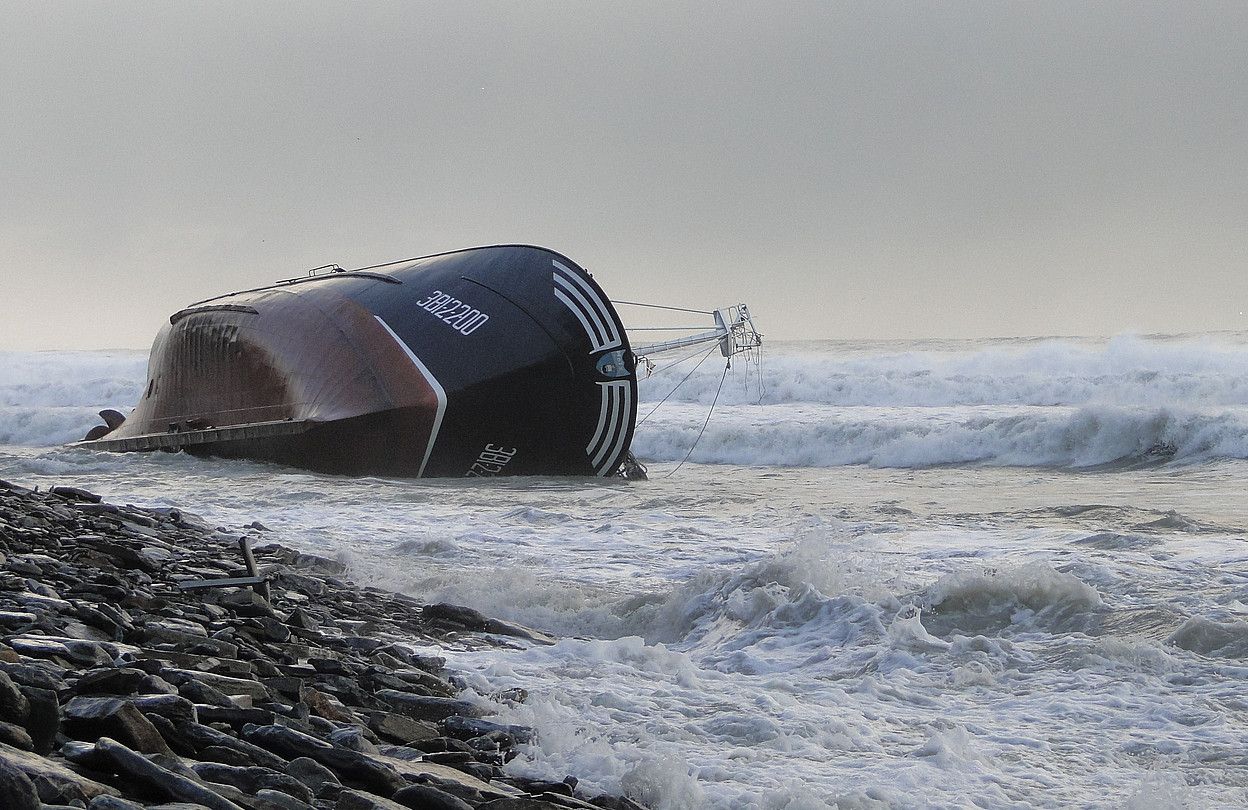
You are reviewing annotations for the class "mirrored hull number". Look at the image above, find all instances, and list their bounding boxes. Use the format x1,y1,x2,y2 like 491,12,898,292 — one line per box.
465,444,517,477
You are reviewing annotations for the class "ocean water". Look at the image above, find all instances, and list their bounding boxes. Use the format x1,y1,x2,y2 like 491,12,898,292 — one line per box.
3,334,1248,809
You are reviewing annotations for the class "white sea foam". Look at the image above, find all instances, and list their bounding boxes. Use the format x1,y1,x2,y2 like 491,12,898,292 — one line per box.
3,414,1246,807
640,334,1248,407
634,403,1248,468
0,350,145,446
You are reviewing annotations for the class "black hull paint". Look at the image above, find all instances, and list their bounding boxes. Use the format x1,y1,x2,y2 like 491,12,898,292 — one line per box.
81,245,639,478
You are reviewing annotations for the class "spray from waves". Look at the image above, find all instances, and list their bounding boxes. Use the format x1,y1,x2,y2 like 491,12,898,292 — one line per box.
633,404,1248,468
0,351,146,446
640,334,1248,407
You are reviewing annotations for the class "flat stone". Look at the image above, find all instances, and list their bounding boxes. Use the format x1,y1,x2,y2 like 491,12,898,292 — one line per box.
63,696,172,754
95,736,245,810
131,693,199,724
6,636,72,661
440,716,534,745
199,745,255,767
50,486,102,503
328,726,378,754
142,653,254,677
194,705,275,728
175,720,289,770
285,756,340,798
0,662,63,692
392,784,475,810
144,630,240,659
163,669,271,699
178,678,239,707
479,799,583,810
219,589,278,618
377,691,486,722
302,686,357,723
241,725,406,797
421,604,556,645
0,740,119,804
335,790,410,810
140,674,181,695
71,667,149,696
88,796,148,810
191,762,315,804
291,553,346,575
0,611,38,628
253,788,316,810
368,752,519,800
367,711,438,745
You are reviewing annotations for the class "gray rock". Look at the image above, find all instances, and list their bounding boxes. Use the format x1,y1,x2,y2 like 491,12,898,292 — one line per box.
88,796,149,810
71,667,150,696
0,662,64,691
19,685,60,754
422,603,556,645
285,756,341,798
440,715,533,745
241,725,406,797
95,736,246,810
64,696,172,754
329,725,379,754
193,705,275,728
190,762,315,804
132,693,199,723
0,757,41,810
254,787,315,810
140,673,181,695
0,740,119,804
0,671,29,723
163,669,271,700
376,691,486,722
0,720,33,750
175,720,289,771
367,711,439,744
334,789,410,810
178,678,240,707
219,589,278,618
392,784,475,810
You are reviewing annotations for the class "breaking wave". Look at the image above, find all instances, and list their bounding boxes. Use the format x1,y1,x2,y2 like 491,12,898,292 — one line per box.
633,404,1248,468
633,335,1248,469
640,334,1248,407
0,351,146,446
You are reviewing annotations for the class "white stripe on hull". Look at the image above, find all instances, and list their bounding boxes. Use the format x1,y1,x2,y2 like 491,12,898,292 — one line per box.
552,259,622,351
374,316,447,478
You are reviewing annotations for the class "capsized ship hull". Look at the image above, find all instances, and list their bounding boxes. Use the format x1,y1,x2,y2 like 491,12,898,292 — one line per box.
79,245,639,477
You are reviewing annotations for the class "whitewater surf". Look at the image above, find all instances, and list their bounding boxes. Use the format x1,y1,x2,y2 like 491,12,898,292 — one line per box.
3,332,1248,807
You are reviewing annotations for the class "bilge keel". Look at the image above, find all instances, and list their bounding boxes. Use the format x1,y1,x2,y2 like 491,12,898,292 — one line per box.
78,244,760,477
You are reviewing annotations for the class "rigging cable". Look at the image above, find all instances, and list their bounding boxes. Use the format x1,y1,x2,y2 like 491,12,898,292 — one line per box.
635,343,720,427
611,300,714,315
664,360,730,478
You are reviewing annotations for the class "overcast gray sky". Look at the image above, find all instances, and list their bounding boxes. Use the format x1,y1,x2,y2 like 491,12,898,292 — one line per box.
2,1,1245,350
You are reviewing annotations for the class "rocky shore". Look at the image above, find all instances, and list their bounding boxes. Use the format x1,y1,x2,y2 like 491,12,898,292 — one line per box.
0,478,646,810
